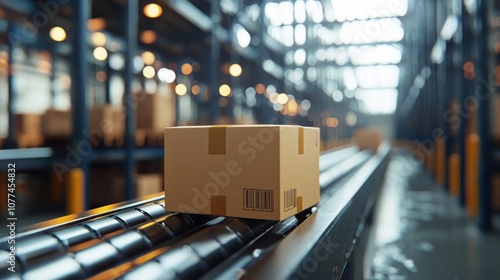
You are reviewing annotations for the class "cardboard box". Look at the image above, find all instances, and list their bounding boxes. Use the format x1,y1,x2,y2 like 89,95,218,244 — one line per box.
14,114,42,136
353,128,384,150
41,109,72,138
136,92,176,133
164,125,320,221
89,105,125,145
136,174,163,197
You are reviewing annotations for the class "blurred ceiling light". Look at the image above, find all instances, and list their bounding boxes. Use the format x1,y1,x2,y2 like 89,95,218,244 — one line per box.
229,64,242,77
440,15,459,41
283,25,294,47
325,117,339,128
175,84,187,96
91,32,106,46
331,0,408,22
140,30,157,44
255,83,265,94
235,24,251,48
348,44,402,65
181,63,193,75
158,68,176,83
219,84,231,97
141,51,155,65
355,88,398,114
294,49,306,66
355,65,399,88
277,93,288,104
93,47,108,61
294,1,306,23
142,65,156,79
339,18,404,45
192,85,200,95
88,18,106,32
346,111,357,126
265,3,281,26
144,3,163,18
287,99,298,114
294,24,306,45
37,60,52,74
49,27,66,42
279,1,294,25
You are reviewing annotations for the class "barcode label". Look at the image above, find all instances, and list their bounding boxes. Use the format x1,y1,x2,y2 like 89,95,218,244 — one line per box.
284,188,297,212
244,189,273,212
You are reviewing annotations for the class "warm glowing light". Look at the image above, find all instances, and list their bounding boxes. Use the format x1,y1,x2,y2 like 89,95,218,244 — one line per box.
277,93,289,104
50,27,66,42
255,83,265,94
37,60,52,74
96,71,107,82
91,32,106,46
229,64,242,77
287,99,298,114
192,85,200,95
93,47,108,61
175,84,187,96
88,18,106,31
463,61,474,72
141,51,155,65
219,84,231,97
181,63,193,75
144,3,163,18
141,30,157,44
325,117,339,128
142,66,156,79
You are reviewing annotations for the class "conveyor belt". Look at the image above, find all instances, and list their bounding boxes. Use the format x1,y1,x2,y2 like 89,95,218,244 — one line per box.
1,145,388,279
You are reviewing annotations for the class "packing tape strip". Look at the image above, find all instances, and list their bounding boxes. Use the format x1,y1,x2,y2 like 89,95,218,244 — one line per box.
209,126,227,155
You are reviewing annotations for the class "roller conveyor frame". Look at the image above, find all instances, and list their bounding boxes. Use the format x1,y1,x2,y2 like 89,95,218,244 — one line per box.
1,144,390,279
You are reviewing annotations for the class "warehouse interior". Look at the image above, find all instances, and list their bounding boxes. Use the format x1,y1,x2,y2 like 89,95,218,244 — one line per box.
0,0,499,279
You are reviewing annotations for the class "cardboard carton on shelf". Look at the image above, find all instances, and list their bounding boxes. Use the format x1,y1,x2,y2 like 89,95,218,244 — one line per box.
136,174,163,197
135,91,175,146
14,113,44,147
89,105,125,146
41,109,72,138
164,125,320,221
353,128,384,150
493,94,500,140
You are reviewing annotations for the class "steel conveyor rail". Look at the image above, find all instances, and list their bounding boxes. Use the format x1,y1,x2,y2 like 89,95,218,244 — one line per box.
0,144,387,279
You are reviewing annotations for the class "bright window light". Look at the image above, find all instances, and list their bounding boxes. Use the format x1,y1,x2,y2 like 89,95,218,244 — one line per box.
283,26,294,47
235,24,251,48
355,65,400,88
355,88,398,114
294,24,306,46
339,18,404,44
265,3,281,26
279,2,294,25
294,1,306,23
294,49,306,66
347,44,402,65
331,0,408,22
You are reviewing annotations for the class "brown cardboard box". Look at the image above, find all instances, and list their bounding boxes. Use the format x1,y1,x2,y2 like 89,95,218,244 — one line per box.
89,105,125,145
136,92,176,133
353,128,384,150
136,174,162,197
164,125,320,221
15,114,42,136
41,109,72,138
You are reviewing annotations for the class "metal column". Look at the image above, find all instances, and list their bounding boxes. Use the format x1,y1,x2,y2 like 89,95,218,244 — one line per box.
477,0,492,230
70,0,91,209
123,0,138,200
6,23,15,148
209,0,221,124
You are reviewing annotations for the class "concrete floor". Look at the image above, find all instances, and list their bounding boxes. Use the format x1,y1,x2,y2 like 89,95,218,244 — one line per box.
365,151,500,280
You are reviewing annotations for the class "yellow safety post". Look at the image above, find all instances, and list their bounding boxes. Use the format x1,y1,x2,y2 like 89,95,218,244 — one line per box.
436,139,446,185
448,153,460,197
67,168,85,214
466,133,479,217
